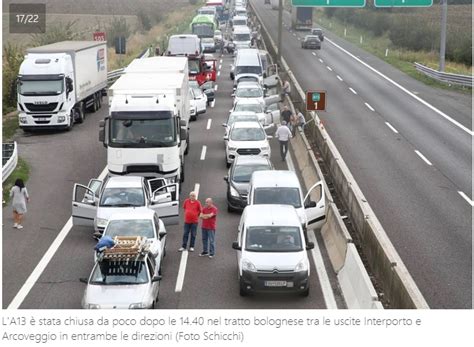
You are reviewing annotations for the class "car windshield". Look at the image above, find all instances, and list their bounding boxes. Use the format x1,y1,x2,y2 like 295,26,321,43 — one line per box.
99,187,145,207
236,87,263,98
234,33,251,41
90,260,149,285
228,114,258,126
110,117,176,148
18,78,63,96
230,127,266,141
254,187,302,208
233,164,270,183
234,103,263,113
245,226,303,252
235,65,262,75
234,20,247,26
104,219,155,239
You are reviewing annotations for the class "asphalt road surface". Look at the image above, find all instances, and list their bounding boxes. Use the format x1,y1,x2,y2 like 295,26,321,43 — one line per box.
251,0,472,308
3,52,344,309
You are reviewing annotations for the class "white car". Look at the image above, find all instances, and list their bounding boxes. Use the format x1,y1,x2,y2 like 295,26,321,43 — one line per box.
232,81,265,106
72,176,179,234
232,204,314,296
223,111,260,144
225,121,271,167
231,99,266,125
189,87,207,120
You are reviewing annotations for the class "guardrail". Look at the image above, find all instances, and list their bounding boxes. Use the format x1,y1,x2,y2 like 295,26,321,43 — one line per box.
250,1,429,309
2,142,18,183
415,62,473,88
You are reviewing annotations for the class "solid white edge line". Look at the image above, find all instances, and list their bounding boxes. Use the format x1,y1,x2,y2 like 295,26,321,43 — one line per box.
414,150,433,166
217,71,221,77
8,166,109,309
385,122,399,134
458,191,474,207
364,102,375,112
206,118,212,130
349,87,357,95
174,251,189,293
286,150,338,309
326,37,473,136
318,58,324,63
200,145,207,160
219,59,223,64
326,66,332,71
336,75,343,81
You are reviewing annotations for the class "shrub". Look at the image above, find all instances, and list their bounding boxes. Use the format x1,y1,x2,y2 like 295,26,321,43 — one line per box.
2,43,24,113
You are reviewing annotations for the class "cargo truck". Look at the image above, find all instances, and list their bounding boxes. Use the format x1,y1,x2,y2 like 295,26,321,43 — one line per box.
291,7,312,31
17,41,107,131
100,72,189,185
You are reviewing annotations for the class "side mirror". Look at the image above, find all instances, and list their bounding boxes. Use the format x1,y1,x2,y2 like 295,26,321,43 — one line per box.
79,278,88,284
305,200,317,209
232,241,241,250
180,119,187,127
99,128,105,143
306,242,315,250
224,176,229,182
151,275,162,282
158,231,167,240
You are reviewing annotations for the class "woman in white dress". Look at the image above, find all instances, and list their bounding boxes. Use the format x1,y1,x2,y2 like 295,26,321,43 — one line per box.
10,178,30,229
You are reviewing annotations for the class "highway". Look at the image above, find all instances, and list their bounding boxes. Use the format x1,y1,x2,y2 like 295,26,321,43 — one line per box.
251,0,472,308
2,52,344,309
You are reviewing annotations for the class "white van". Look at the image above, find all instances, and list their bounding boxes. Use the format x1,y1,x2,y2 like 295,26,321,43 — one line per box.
232,204,314,296
247,170,326,232
232,26,252,49
231,48,262,83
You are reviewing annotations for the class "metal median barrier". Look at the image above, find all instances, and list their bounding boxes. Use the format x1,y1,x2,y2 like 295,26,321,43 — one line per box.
415,62,473,88
2,142,18,183
250,1,429,309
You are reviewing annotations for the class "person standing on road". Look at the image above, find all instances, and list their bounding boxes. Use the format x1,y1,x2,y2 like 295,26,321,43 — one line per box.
275,121,293,161
280,80,291,101
10,178,30,229
179,191,202,252
199,198,218,258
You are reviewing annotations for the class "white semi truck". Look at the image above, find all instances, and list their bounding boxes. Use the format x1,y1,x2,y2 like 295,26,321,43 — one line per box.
100,72,189,185
17,41,107,131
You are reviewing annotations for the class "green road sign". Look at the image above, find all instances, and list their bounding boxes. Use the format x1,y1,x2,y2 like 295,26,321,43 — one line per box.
291,0,365,7
312,93,321,102
375,0,432,6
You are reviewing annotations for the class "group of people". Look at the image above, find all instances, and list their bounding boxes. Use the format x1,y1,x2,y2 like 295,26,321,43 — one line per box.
180,192,218,258
275,103,306,161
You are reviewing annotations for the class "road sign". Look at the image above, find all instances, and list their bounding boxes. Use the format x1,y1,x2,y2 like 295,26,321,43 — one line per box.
306,91,326,111
374,0,432,7
291,0,366,7
93,31,106,41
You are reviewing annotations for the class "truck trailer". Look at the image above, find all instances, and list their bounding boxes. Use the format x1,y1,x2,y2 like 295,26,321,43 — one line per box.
17,41,107,131
291,7,312,31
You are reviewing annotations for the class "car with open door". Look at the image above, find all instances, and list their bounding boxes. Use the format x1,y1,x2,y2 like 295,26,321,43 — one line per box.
72,176,179,235
247,170,326,234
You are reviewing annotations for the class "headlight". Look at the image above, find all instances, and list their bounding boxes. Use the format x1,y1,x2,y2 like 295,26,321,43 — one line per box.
19,117,27,124
129,303,147,309
242,259,257,272
57,116,65,123
230,185,239,197
260,146,269,151
228,147,237,152
86,304,100,309
295,260,308,272
95,218,108,228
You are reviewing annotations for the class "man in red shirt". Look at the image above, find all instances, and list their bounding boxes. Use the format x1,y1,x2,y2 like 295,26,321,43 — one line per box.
199,198,218,258
179,191,202,252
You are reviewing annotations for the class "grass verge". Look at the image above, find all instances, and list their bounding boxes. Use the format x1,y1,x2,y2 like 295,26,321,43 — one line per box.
3,157,30,207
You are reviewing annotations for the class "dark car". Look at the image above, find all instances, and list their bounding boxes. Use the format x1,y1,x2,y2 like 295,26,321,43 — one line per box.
301,35,321,50
224,156,273,212
311,28,324,42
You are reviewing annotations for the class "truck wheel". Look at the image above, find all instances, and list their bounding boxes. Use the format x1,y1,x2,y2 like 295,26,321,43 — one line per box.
184,133,189,155
92,94,99,112
97,92,102,108
76,104,85,124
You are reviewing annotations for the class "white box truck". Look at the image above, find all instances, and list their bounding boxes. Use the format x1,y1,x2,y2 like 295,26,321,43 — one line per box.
100,72,189,185
17,41,107,131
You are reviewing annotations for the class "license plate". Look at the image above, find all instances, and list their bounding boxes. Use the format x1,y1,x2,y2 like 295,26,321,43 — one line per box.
264,281,287,287
36,117,49,121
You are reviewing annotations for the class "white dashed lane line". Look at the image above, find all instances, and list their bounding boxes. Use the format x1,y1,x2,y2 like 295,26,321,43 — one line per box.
318,58,324,63
336,75,343,81
312,52,316,56
217,71,221,77
200,145,207,160
206,118,212,130
326,66,332,71
414,150,433,166
385,122,399,134
214,84,218,91
364,102,375,112
349,87,357,95
219,59,222,64
458,191,474,206
210,100,215,108
219,64,222,70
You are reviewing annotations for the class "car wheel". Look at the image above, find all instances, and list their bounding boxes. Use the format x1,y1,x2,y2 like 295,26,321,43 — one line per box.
239,279,248,297
184,133,189,155
227,204,235,213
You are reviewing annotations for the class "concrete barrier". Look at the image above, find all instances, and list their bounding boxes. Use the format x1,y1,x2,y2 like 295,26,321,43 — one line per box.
250,1,428,309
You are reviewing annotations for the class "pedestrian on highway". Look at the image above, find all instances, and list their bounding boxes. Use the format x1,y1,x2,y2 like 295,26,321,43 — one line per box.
10,178,30,229
199,198,218,258
280,80,291,101
180,191,202,252
275,121,293,161
281,105,292,124
296,109,306,130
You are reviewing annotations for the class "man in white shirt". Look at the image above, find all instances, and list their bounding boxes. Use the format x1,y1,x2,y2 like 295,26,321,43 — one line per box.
275,121,293,161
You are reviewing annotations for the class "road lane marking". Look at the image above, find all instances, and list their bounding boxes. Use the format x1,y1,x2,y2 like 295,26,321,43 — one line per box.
210,100,215,108
200,145,207,160
458,191,474,206
326,37,473,136
217,71,221,77
206,119,212,130
318,58,324,63
219,64,222,70
326,66,332,71
336,75,343,81
8,166,109,309
385,122,399,134
364,102,375,112
414,150,433,166
175,251,189,293
214,84,218,91
349,87,357,95
219,59,223,64
312,52,316,56
193,183,200,198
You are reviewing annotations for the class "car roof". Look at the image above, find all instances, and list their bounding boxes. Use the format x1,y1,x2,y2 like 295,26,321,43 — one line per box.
232,121,262,129
305,35,320,40
251,170,300,188
234,156,271,166
230,111,259,117
244,204,301,227
236,81,262,88
235,98,262,105
104,176,144,189
107,208,156,222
